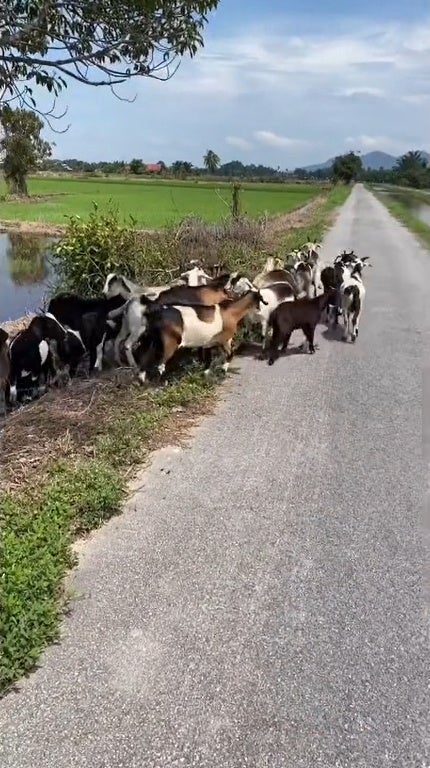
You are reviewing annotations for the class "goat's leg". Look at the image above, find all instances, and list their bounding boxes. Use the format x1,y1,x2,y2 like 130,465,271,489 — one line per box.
268,324,284,365
352,310,361,341
220,340,233,373
202,347,213,376
303,324,316,353
94,333,106,371
260,317,268,349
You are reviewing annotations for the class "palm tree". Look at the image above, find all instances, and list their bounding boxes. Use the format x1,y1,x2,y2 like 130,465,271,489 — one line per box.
395,150,428,188
395,150,427,173
203,149,220,174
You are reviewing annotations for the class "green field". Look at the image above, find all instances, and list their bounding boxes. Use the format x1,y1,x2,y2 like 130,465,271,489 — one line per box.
0,176,323,228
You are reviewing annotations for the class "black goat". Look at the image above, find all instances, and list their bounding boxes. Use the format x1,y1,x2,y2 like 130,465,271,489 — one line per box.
266,291,335,366
0,327,11,415
47,293,126,374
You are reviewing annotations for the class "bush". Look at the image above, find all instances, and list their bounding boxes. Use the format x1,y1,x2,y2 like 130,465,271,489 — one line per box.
53,202,271,295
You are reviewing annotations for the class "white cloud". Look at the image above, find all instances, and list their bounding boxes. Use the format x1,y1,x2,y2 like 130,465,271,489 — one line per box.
337,87,385,98
225,136,253,150
254,131,310,148
50,12,430,165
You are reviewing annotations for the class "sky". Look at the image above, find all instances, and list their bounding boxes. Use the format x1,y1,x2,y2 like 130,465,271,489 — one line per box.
41,0,430,167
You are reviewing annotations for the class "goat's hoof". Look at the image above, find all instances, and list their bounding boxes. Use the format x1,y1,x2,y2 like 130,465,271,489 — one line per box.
268,359,275,366
342,336,348,342
257,352,266,361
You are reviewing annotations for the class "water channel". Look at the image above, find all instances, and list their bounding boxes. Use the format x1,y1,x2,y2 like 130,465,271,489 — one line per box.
0,233,59,323
375,187,430,227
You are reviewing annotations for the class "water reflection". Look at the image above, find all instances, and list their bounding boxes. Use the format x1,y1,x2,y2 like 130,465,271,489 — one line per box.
376,187,430,226
0,233,59,322
6,233,49,286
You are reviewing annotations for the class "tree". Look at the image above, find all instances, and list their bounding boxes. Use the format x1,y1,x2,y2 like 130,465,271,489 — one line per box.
203,149,220,174
0,105,51,196
0,1,219,113
171,160,193,177
332,152,363,184
395,151,428,188
129,158,143,175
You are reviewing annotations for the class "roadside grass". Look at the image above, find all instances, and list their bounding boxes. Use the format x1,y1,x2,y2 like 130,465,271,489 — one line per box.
0,369,216,695
0,176,323,228
0,183,351,697
372,188,430,248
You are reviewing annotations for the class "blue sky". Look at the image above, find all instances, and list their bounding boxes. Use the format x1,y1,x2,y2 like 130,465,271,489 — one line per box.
43,0,430,167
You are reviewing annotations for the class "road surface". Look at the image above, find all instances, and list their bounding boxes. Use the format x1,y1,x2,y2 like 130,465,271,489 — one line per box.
1,185,429,767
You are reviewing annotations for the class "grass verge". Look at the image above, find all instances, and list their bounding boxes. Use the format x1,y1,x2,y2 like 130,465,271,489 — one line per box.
371,188,430,248
0,183,351,697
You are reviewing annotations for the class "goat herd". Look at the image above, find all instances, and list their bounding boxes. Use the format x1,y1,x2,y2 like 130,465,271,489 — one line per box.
0,242,371,415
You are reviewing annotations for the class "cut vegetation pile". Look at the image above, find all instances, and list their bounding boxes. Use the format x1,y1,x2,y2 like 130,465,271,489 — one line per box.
0,183,351,696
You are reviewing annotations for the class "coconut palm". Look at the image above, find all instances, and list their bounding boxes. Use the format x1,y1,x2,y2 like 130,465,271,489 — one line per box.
203,149,220,174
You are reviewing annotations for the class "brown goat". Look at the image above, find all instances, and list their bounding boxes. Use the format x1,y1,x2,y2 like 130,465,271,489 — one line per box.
156,273,239,306
266,290,335,365
134,289,267,383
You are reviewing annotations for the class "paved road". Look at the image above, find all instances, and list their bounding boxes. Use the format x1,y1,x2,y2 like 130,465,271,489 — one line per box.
1,185,429,767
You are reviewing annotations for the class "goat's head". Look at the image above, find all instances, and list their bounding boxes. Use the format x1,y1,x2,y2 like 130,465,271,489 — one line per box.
103,272,135,298
228,274,256,296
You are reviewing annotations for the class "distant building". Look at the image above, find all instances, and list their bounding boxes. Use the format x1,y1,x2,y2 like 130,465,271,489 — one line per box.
145,163,163,174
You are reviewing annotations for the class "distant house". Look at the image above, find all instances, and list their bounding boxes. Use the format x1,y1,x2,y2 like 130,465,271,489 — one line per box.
145,163,163,174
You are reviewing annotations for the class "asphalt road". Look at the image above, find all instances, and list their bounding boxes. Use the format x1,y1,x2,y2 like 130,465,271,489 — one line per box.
1,185,429,767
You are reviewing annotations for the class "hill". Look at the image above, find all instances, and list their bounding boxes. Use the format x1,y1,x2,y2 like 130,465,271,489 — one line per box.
304,150,430,172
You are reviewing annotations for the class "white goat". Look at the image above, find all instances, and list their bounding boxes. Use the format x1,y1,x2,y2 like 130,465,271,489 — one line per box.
300,242,323,297
179,266,212,286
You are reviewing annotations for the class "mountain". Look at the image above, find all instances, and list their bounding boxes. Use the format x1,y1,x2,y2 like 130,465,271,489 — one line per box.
304,150,430,172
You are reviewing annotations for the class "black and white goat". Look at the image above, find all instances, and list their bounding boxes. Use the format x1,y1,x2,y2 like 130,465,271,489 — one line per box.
8,313,84,402
47,292,125,373
341,261,369,342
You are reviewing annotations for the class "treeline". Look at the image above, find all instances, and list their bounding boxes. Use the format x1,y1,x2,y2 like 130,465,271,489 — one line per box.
41,151,430,189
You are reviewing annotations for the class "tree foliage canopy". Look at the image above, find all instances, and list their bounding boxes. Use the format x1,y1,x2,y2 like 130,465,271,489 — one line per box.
395,151,429,188
0,105,51,195
0,1,219,110
203,149,220,173
332,152,363,184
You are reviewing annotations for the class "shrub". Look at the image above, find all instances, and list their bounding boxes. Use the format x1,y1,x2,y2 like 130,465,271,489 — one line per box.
53,202,271,295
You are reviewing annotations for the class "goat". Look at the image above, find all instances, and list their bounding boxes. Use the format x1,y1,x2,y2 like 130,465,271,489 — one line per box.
301,242,323,297
103,272,186,304
47,292,126,374
179,265,212,286
0,328,11,415
109,274,241,367
134,289,268,383
8,314,74,402
321,255,370,324
293,259,313,298
341,262,368,342
266,291,336,366
253,257,285,288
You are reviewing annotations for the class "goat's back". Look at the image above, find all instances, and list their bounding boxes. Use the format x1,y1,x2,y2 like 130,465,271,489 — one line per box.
271,294,330,331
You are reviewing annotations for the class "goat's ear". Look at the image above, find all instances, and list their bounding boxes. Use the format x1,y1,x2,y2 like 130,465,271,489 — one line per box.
361,256,370,262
